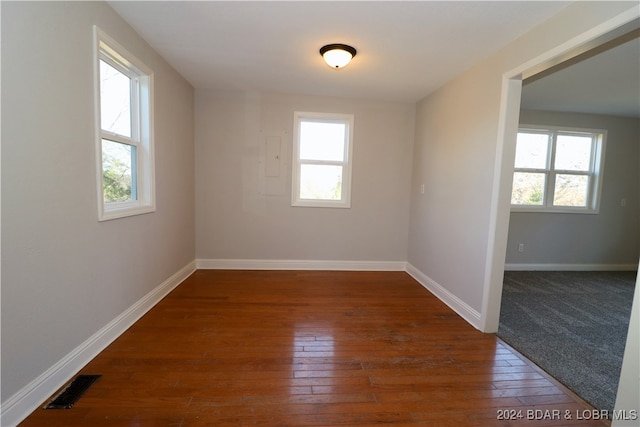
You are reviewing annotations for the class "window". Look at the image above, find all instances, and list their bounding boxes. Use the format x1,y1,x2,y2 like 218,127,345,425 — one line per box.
292,112,354,208
511,126,606,213
94,26,154,221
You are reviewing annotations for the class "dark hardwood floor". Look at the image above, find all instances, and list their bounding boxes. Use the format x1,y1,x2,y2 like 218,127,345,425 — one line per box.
20,270,607,426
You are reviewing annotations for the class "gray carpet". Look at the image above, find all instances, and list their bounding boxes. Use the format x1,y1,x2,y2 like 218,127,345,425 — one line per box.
497,270,636,415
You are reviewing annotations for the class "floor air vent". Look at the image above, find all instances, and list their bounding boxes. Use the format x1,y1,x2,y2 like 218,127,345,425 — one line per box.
45,374,101,409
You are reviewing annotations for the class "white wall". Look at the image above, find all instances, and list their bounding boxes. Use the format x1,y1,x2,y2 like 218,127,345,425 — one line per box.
1,0,195,411
408,67,500,314
507,110,639,268
195,91,414,264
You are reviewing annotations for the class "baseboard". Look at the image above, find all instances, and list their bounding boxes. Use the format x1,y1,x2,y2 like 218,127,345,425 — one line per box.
0,261,197,427
505,263,638,272
405,263,482,330
196,258,407,271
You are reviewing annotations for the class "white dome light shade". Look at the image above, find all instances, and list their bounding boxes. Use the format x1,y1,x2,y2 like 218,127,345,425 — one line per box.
320,44,357,69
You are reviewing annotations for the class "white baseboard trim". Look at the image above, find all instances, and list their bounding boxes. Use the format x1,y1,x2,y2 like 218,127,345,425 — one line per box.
405,263,482,330
0,261,197,427
505,263,638,272
196,258,407,271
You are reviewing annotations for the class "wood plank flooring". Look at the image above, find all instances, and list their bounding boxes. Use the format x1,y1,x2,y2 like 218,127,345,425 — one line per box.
19,270,608,426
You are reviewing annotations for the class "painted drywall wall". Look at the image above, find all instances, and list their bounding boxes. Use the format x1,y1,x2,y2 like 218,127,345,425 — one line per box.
1,0,195,404
506,110,640,268
408,1,638,315
195,91,414,263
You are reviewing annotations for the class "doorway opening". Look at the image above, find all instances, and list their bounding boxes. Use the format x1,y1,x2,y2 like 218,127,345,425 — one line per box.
483,5,639,417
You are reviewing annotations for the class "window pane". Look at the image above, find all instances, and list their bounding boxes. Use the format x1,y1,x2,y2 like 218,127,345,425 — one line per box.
511,172,545,205
102,139,136,203
300,164,342,200
553,174,588,207
555,134,592,171
514,132,548,169
299,121,346,161
100,60,131,137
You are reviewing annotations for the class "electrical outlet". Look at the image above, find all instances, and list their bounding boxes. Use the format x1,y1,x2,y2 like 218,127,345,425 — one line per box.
518,243,524,253
621,198,627,207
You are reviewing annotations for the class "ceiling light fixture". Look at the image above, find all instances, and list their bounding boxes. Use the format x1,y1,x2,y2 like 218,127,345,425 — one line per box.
319,43,357,69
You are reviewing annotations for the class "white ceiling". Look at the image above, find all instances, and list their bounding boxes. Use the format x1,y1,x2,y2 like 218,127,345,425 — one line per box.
521,36,640,118
108,1,572,103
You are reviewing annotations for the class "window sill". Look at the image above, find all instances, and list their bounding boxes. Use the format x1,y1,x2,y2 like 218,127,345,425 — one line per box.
510,206,599,215
99,203,156,221
292,199,351,209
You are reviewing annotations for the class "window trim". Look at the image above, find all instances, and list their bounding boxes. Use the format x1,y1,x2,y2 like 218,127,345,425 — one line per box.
510,124,606,214
93,26,155,221
291,111,354,208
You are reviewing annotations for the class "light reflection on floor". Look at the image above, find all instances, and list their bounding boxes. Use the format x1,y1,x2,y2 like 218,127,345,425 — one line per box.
290,326,336,397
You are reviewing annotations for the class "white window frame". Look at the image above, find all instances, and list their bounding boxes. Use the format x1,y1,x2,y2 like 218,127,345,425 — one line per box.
292,112,354,208
93,26,155,221
511,125,606,214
